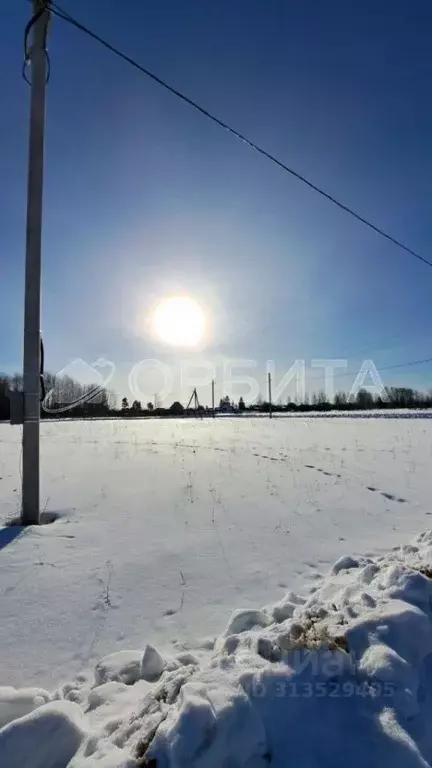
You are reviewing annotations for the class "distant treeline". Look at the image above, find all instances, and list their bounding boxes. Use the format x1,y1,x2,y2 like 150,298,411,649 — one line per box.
250,387,432,413
1,374,431,421
0,372,116,420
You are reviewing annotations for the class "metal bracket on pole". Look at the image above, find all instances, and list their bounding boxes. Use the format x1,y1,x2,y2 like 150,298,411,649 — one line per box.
9,391,25,426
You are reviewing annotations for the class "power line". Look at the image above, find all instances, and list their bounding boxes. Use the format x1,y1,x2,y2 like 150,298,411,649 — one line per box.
370,356,432,372
307,355,432,382
46,1,432,271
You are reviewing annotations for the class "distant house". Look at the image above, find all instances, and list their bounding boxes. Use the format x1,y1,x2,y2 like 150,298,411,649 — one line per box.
218,396,235,414
170,401,185,416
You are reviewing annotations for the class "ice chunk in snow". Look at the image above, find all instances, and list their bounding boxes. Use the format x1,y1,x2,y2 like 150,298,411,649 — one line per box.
95,646,165,686
87,681,130,710
217,634,240,655
176,651,199,667
95,650,143,686
347,599,432,664
271,598,296,623
256,637,282,662
141,644,165,682
332,555,360,574
359,644,420,717
358,563,379,585
359,591,376,608
0,687,50,728
0,700,86,768
380,564,409,590
386,570,432,615
220,609,271,638
283,591,305,605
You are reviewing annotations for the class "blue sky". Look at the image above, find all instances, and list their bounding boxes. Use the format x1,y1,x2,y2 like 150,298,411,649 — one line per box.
2,0,432,405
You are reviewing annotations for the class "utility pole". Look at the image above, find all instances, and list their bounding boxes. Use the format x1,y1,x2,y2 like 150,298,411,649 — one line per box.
268,372,272,419
211,379,215,417
22,0,51,525
186,388,202,414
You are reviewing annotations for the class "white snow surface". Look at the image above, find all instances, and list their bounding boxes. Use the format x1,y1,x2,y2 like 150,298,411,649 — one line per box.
0,417,431,690
2,532,432,766
1,417,432,765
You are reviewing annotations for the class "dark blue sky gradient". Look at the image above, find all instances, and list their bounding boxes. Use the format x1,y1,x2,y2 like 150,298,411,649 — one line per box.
1,0,432,399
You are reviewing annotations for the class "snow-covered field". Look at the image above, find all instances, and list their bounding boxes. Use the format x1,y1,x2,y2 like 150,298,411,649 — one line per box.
1,417,432,766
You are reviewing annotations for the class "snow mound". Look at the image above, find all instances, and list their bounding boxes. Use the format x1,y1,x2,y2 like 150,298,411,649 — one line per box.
0,701,87,768
94,645,166,689
4,531,432,766
145,531,432,767
331,554,360,574
0,687,50,728
141,644,165,682
94,650,144,686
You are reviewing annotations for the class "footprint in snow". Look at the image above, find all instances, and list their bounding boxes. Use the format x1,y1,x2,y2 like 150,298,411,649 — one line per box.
367,486,407,504
381,492,407,504
305,465,341,479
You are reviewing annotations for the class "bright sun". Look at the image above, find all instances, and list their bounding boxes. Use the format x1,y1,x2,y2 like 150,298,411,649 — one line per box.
151,296,206,347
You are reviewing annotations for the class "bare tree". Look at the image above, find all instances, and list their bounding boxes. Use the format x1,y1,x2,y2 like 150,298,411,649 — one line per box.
317,391,328,406
356,388,374,409
334,391,348,407
106,389,117,410
10,373,23,392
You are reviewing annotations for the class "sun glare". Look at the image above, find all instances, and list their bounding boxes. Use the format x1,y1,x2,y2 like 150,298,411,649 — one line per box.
151,296,206,347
